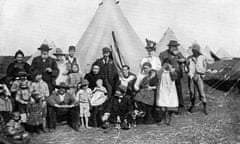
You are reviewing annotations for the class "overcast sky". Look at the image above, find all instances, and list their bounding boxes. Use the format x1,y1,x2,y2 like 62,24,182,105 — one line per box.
0,0,240,56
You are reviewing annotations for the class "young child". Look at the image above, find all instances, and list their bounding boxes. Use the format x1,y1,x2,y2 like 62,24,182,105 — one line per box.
0,81,12,112
15,81,32,123
26,92,44,133
156,59,178,126
5,112,29,141
90,79,107,128
30,71,49,131
67,64,83,98
76,79,92,129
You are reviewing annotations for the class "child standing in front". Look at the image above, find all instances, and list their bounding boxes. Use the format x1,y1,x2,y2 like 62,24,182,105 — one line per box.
91,79,107,128
67,64,83,98
15,80,32,123
76,79,92,129
30,71,49,131
156,59,178,126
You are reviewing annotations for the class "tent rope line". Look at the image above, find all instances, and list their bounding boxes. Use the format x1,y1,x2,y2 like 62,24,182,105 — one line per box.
208,67,240,93
224,79,240,96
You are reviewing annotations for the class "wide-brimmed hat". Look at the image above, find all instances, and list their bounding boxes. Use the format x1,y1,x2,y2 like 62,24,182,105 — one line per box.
38,44,52,51
53,48,65,56
55,82,70,89
167,40,180,47
102,47,111,54
145,39,156,51
191,43,201,54
16,71,29,77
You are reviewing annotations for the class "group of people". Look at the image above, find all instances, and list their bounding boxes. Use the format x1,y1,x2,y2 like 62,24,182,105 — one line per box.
0,38,208,140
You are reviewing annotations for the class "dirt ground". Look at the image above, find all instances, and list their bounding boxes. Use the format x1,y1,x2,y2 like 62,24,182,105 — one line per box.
30,85,240,144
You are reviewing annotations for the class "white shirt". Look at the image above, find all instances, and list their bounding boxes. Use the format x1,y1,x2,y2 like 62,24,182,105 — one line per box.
140,56,162,71
196,55,207,74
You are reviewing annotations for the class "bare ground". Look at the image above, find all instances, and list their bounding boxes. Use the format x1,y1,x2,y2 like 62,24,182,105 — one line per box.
30,87,240,144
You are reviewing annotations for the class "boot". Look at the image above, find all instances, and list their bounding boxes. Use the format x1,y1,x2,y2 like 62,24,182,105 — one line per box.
166,112,172,126
203,102,208,115
42,118,47,133
157,111,166,126
188,98,195,113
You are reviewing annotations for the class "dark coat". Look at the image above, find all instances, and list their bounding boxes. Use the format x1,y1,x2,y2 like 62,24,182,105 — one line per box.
30,56,59,92
159,50,185,78
105,95,133,122
84,72,104,90
93,58,119,88
5,61,30,84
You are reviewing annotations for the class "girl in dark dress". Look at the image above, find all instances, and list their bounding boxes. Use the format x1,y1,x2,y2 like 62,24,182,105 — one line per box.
134,65,158,124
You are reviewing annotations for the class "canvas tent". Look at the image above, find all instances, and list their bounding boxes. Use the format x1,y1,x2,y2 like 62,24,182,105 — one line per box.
216,48,232,59
27,40,57,65
75,0,146,74
156,27,188,58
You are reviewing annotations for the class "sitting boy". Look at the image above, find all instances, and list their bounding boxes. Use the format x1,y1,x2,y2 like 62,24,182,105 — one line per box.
101,86,133,130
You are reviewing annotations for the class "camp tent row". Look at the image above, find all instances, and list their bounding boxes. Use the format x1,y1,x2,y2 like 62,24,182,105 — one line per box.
26,0,227,75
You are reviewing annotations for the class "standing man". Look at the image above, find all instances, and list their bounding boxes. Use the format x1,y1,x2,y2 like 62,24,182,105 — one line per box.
66,46,81,74
159,40,186,111
141,39,162,71
93,47,119,98
188,43,208,115
30,44,59,93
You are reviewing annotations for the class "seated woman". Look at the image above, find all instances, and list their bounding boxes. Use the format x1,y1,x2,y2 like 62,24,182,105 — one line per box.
134,62,158,124
47,82,79,132
5,50,31,86
118,65,136,97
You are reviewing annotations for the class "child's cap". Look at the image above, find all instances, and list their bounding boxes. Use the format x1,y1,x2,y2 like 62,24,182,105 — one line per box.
81,79,89,86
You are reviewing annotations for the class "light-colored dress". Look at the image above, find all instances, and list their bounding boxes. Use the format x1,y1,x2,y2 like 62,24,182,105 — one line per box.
56,59,68,85
156,70,178,109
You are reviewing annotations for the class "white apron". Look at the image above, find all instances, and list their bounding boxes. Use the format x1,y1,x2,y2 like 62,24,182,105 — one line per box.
56,60,68,85
157,70,178,107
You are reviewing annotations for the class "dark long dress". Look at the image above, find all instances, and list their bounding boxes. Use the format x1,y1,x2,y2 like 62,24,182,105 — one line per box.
134,75,158,124
134,76,158,106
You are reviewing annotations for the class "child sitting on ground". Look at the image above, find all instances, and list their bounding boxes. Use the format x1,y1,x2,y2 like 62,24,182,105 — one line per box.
76,79,92,129
26,91,44,134
15,81,32,123
102,86,133,130
90,79,107,128
5,112,29,141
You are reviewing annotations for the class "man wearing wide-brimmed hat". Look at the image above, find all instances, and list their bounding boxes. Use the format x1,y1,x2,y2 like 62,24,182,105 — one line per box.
30,44,59,92
159,40,186,112
188,43,208,115
47,82,80,131
140,39,162,71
